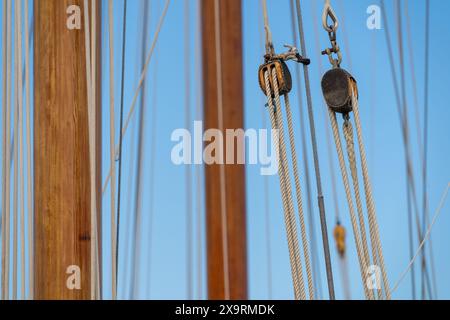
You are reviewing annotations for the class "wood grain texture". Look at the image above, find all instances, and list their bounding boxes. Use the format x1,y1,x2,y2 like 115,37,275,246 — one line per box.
201,0,248,300
34,0,101,300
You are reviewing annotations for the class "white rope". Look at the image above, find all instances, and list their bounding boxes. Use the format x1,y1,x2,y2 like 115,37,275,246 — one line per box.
12,0,20,299
108,0,117,300
328,109,372,300
342,121,372,282
392,182,450,294
2,0,12,300
102,0,171,195
83,0,99,300
264,71,302,300
351,91,391,299
284,94,314,299
213,0,230,300
24,0,33,300
1,0,7,301
260,0,273,55
17,0,25,299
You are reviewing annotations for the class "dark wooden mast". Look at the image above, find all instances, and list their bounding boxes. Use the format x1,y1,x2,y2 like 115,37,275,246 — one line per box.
34,0,101,299
201,0,248,299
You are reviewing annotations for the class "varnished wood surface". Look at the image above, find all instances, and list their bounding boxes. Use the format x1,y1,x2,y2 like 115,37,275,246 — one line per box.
201,0,248,300
34,0,101,300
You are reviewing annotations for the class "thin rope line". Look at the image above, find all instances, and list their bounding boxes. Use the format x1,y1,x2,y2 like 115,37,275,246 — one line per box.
115,0,127,298
1,0,8,301
422,0,437,299
184,0,193,300
294,0,335,300
102,0,170,195
108,0,117,300
83,0,97,300
24,0,33,300
3,0,12,300
12,0,21,299
392,183,450,294
194,0,203,300
288,0,323,299
17,0,25,299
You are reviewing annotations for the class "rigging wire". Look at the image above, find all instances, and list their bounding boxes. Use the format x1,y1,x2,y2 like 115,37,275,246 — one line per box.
421,0,437,299
2,0,12,300
288,0,323,299
194,0,204,300
184,0,194,300
380,0,426,300
258,0,273,299
1,0,8,301
131,0,150,298
294,0,335,300
24,0,33,300
108,0,117,300
102,0,171,195
115,0,128,299
392,183,450,294
393,0,433,299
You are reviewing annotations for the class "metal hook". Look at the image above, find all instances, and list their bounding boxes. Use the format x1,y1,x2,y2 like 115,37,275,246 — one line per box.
322,4,339,33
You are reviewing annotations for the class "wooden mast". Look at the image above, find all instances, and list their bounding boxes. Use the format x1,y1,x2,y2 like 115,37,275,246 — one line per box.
34,0,101,299
201,0,248,299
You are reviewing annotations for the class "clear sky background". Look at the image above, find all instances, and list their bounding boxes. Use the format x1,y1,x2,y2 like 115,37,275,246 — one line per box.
2,0,450,300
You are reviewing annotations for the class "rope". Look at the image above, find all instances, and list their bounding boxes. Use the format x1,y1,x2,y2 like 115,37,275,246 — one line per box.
194,0,203,300
185,0,193,300
83,0,98,300
294,0,335,300
1,0,8,301
284,94,314,299
328,110,372,300
115,0,127,298
17,0,25,299
421,0,437,298
2,0,12,300
24,0,33,300
131,0,151,298
342,120,372,283
352,92,391,299
271,69,307,300
264,70,303,300
288,0,323,298
392,183,450,294
108,0,117,300
12,0,20,299
213,0,231,299
102,0,170,195
260,0,273,55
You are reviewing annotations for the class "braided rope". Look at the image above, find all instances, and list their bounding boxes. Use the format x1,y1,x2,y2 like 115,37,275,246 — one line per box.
328,109,372,300
351,91,391,299
284,94,315,299
271,69,307,300
264,70,303,300
343,119,381,299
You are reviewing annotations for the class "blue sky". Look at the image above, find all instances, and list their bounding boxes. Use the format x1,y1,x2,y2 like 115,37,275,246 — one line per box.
2,0,450,300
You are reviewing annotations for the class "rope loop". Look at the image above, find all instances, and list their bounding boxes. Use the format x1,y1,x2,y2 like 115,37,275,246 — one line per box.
322,1,339,33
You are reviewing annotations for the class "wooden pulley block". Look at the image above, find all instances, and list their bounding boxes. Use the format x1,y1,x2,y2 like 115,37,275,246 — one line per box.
258,59,292,97
321,68,358,114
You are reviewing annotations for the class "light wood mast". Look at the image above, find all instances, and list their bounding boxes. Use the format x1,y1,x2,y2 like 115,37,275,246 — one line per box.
33,0,101,299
